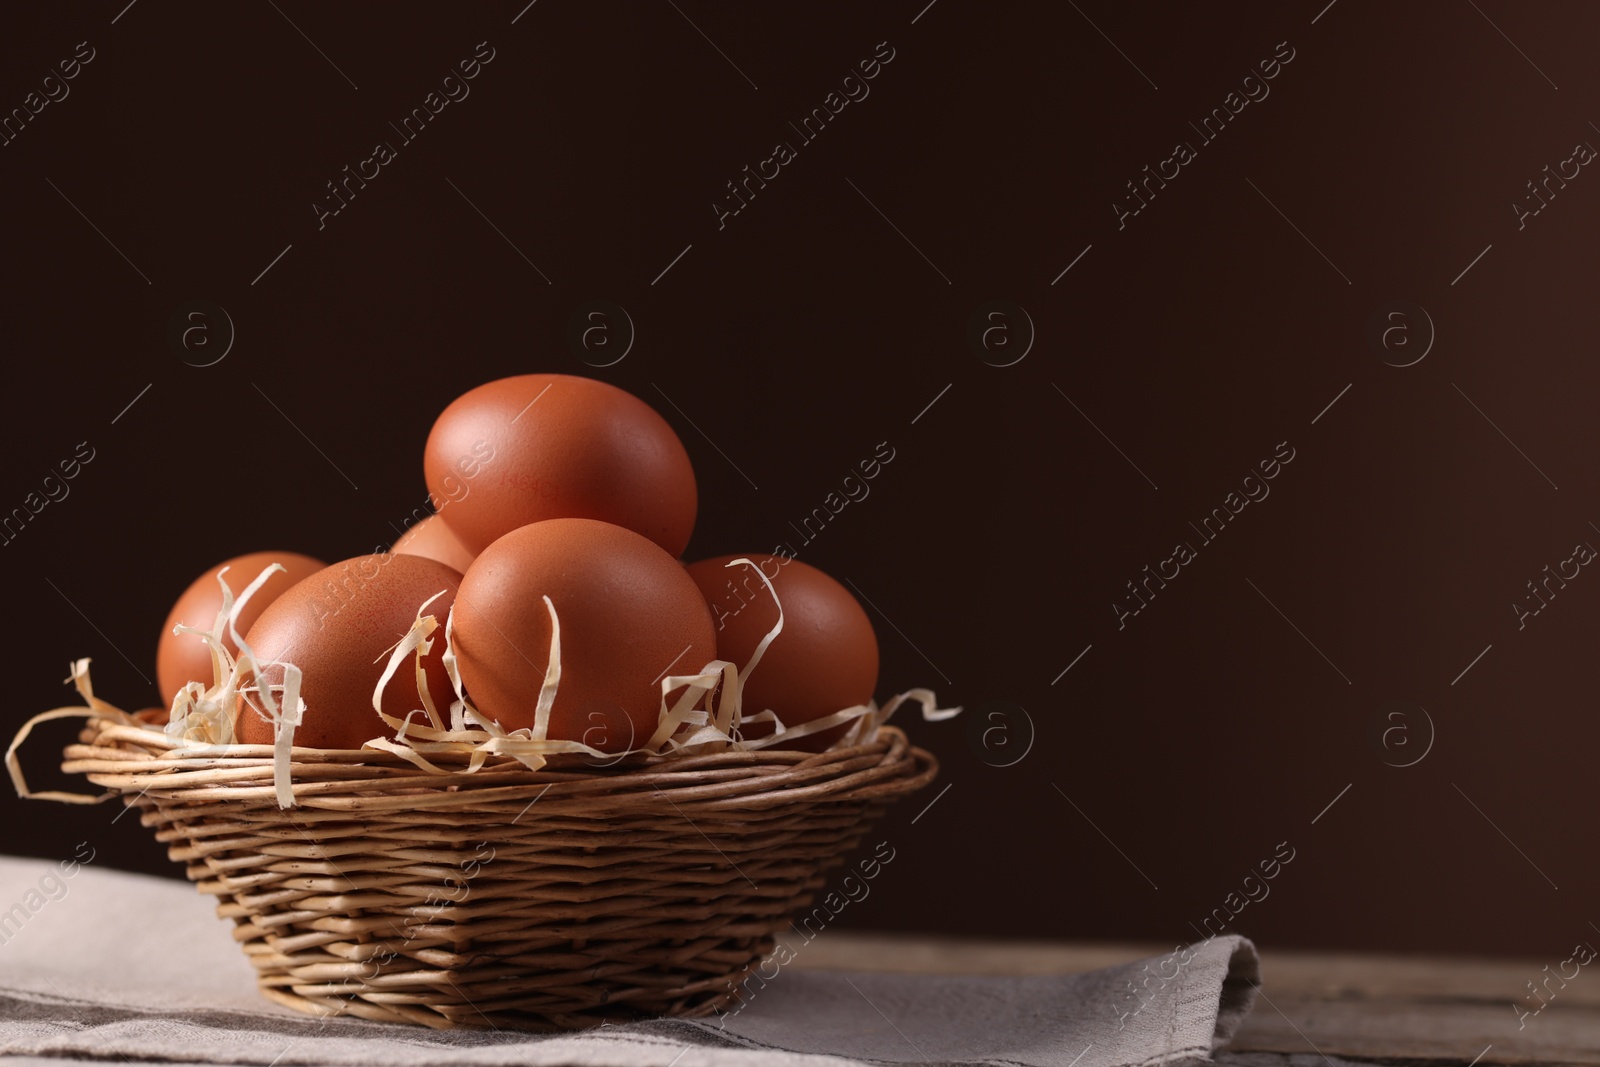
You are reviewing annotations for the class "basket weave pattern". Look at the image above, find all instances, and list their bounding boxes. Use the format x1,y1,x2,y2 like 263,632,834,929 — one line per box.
63,717,936,1029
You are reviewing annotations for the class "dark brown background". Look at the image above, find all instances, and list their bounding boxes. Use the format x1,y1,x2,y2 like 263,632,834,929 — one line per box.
2,1,1595,960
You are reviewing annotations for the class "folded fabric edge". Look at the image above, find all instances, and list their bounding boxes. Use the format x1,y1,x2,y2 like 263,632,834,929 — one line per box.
1213,936,1262,1049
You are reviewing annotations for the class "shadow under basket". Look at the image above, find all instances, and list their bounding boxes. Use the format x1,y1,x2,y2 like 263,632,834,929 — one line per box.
61,717,937,1030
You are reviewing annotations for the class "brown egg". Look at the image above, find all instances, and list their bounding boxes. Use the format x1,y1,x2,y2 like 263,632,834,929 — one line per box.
424,374,698,557
156,551,326,707
452,518,716,751
393,513,476,573
133,707,167,726
235,554,462,749
685,554,879,752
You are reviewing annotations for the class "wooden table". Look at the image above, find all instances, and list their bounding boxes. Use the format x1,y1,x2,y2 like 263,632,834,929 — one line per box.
791,934,1600,1065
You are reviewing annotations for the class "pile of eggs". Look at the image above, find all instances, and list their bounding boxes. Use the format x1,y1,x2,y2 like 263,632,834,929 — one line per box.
152,374,880,756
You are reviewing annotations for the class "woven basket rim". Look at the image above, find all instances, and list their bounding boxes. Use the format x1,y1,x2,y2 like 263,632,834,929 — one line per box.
62,717,938,811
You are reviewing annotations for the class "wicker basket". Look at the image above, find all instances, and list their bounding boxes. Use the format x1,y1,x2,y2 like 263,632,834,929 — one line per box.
58,714,936,1030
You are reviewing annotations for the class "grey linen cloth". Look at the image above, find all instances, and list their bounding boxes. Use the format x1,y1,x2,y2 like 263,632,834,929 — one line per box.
0,855,1258,1067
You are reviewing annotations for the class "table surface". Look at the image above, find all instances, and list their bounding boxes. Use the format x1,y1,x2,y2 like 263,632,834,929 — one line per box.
789,933,1599,1066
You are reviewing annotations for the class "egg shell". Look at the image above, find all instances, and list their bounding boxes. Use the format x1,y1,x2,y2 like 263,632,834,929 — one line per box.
685,553,879,752
393,513,476,573
235,554,461,750
157,551,327,707
452,518,716,752
424,374,698,556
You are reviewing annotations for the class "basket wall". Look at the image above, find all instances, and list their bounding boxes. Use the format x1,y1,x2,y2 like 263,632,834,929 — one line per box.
63,719,935,1030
